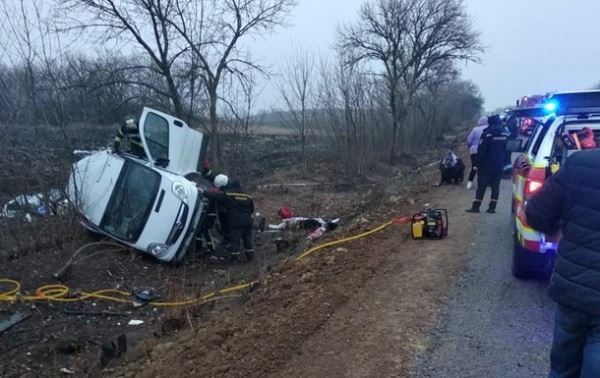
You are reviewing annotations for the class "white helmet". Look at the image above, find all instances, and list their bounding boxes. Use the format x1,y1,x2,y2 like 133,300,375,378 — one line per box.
214,174,229,188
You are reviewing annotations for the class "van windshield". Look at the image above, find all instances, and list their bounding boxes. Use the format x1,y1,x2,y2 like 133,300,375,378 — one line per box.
100,160,161,242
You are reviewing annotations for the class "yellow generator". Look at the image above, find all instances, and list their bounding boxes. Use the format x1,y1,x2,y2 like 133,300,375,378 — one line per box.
411,209,448,239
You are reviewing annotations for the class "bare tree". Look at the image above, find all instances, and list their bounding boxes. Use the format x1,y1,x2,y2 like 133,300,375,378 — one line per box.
339,0,482,162
276,47,316,172
169,0,297,160
59,0,189,117
318,54,386,175
221,72,260,183
0,0,46,126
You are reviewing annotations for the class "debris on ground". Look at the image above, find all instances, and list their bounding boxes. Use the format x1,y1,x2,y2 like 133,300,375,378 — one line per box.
59,367,75,375
0,189,66,221
0,312,30,334
268,207,340,240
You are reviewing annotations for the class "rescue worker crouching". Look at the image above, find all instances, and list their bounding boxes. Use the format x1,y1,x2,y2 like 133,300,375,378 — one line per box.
202,166,231,243
113,115,145,157
465,114,509,214
197,193,218,253
202,178,255,262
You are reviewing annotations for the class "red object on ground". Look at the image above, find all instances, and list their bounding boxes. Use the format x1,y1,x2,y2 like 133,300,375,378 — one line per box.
391,216,412,225
278,207,293,220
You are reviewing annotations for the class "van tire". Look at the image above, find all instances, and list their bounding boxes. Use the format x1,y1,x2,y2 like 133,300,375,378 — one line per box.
512,236,552,280
512,238,530,279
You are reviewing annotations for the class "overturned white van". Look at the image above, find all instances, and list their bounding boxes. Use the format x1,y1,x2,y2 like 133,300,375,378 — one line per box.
67,107,208,262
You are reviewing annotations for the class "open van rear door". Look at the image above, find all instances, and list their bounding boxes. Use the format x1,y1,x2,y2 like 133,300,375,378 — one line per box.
138,107,208,176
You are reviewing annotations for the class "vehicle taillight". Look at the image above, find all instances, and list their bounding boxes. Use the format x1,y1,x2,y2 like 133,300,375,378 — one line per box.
525,179,544,197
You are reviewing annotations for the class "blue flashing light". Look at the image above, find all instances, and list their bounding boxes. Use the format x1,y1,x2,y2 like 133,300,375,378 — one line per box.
543,100,559,113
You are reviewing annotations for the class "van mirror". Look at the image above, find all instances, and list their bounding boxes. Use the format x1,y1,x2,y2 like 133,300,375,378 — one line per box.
506,139,523,153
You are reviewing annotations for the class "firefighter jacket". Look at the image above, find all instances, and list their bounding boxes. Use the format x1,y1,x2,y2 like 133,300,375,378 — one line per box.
476,124,509,175
114,121,143,154
526,149,600,315
203,181,254,227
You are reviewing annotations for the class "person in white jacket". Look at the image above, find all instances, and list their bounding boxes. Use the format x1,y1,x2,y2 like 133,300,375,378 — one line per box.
466,116,489,189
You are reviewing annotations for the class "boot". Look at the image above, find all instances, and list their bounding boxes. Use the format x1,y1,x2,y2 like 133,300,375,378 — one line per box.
487,201,497,214
465,201,481,213
245,250,254,262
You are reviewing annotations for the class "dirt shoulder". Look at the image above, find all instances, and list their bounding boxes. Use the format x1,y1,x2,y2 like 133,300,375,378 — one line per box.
410,180,553,378
272,180,474,378
110,159,477,378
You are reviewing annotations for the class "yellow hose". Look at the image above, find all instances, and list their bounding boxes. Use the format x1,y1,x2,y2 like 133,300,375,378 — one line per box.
0,219,396,307
296,221,393,260
0,278,258,306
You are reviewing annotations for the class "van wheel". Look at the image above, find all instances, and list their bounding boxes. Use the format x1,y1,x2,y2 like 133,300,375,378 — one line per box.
512,238,530,279
512,236,552,280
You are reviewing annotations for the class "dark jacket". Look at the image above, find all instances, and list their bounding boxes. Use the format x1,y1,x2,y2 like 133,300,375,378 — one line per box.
114,121,144,155
526,150,600,315
202,168,217,182
477,124,509,175
203,180,254,227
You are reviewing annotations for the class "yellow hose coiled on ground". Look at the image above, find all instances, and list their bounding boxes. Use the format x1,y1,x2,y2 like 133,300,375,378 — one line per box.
0,278,258,306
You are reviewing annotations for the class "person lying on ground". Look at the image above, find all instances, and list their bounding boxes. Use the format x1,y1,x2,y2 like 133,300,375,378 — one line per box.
269,207,339,240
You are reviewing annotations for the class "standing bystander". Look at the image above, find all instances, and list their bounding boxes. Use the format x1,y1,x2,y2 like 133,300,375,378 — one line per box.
466,116,489,189
526,148,600,378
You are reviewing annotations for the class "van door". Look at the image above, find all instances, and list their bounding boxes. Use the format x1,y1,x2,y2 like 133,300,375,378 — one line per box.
138,107,208,176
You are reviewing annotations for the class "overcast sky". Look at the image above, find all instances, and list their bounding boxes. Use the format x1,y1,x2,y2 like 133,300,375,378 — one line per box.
249,0,600,112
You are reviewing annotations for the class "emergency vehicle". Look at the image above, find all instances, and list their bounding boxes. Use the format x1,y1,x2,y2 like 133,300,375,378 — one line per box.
515,94,549,136
508,91,600,278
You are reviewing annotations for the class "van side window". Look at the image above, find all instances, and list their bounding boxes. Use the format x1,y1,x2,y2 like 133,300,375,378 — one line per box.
523,124,539,153
144,113,169,161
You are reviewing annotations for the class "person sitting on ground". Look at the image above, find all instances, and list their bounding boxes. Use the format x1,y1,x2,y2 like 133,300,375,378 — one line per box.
437,150,465,186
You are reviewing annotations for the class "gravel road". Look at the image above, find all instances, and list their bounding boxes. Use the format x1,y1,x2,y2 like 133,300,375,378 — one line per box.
410,179,554,378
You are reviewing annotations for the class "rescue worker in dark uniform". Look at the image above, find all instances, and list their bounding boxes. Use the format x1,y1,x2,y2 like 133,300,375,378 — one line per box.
198,192,218,253
202,179,254,262
201,166,230,242
466,114,509,214
113,115,144,156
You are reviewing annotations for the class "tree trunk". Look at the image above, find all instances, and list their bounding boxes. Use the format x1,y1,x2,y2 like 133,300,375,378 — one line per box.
165,71,183,118
301,133,306,175
208,86,220,162
389,86,398,164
